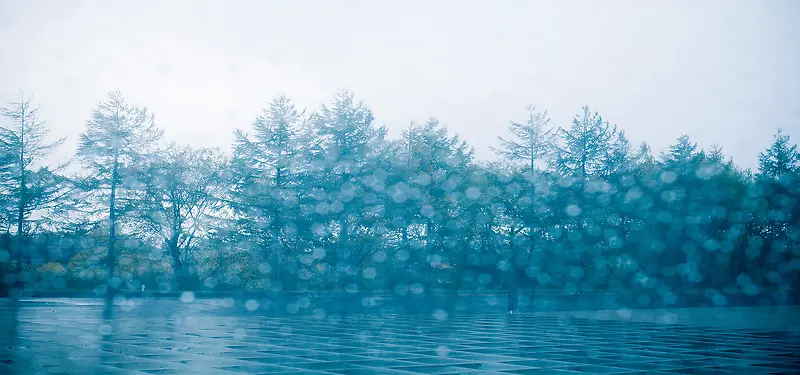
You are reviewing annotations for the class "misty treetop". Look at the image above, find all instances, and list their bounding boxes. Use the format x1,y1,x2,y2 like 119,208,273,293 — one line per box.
0,90,798,302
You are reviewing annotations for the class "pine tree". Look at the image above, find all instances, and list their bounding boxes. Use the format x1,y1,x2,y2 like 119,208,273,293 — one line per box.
0,147,11,233
555,106,614,179
634,142,655,166
754,129,800,292
492,106,558,290
76,91,162,298
0,92,68,283
391,118,472,287
554,106,616,290
759,129,799,182
230,95,305,288
492,106,556,172
657,135,710,290
309,90,385,290
600,130,632,178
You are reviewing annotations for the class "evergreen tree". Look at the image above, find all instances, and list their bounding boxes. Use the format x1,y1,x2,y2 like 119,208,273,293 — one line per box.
492,106,556,172
391,118,472,287
0,92,69,284
230,95,305,289
76,91,162,298
309,90,385,290
656,135,710,290
754,129,800,293
554,106,617,290
0,88,792,298
600,130,633,178
555,106,614,179
663,134,705,174
759,129,799,182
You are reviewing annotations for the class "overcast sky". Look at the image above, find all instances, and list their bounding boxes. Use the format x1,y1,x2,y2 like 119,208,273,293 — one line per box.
1,0,798,170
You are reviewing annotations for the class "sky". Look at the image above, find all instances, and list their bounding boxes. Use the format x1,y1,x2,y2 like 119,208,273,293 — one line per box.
0,0,798,170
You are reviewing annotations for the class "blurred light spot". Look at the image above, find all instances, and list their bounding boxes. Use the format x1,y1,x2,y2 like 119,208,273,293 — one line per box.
180,291,195,303
312,308,327,320
244,299,260,311
566,204,581,217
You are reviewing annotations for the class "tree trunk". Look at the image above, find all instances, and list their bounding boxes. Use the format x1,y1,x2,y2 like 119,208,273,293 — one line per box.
14,106,26,289
106,155,119,300
400,225,408,286
339,215,349,289
168,234,184,290
271,224,281,284
273,167,283,284
425,219,435,286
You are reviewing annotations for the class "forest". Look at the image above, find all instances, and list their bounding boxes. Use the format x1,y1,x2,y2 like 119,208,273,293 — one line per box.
0,90,798,299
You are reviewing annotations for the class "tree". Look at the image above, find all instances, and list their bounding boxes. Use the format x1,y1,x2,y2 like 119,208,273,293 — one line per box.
554,106,617,290
492,107,560,286
555,106,615,180
230,95,305,288
308,90,386,290
0,92,68,282
634,142,656,166
76,91,162,298
1,88,794,298
492,105,556,172
655,135,711,290
663,134,705,174
600,130,632,178
132,145,227,290
759,129,799,182
754,129,800,293
0,128,14,235
390,118,472,287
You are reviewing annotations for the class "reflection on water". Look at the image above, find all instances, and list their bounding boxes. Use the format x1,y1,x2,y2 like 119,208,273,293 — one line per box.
1,296,799,374
0,299,19,367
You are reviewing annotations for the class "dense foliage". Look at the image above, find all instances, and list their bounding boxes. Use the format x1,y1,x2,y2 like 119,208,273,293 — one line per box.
1,91,798,301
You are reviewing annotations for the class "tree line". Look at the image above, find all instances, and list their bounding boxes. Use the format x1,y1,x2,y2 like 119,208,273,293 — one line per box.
0,90,798,300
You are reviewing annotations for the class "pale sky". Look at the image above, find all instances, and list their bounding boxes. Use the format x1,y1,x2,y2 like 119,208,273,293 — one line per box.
1,0,798,170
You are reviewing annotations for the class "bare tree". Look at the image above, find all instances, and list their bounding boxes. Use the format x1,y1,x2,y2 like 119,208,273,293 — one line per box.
132,145,227,290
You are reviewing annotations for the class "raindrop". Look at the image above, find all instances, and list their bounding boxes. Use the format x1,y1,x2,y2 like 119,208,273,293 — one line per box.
244,299,260,311
312,309,327,320
465,187,481,200
180,291,195,303
362,267,377,280
99,324,113,336
566,204,581,217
